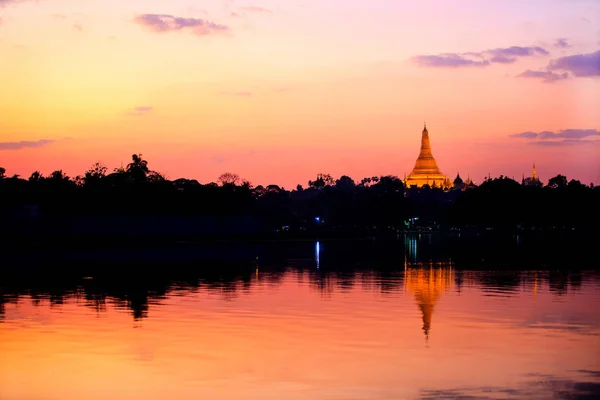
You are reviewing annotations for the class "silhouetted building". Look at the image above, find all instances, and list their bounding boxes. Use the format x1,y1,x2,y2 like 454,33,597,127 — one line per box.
522,163,542,188
463,175,477,190
453,173,464,191
404,123,451,189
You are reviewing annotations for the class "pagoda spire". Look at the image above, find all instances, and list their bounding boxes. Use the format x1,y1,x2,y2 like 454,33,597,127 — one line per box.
405,123,445,188
532,162,537,180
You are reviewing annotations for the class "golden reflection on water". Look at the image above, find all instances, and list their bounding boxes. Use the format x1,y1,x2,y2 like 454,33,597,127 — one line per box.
1,262,599,400
404,265,454,341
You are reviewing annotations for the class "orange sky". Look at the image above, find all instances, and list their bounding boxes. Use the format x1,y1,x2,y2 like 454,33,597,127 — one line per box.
0,0,599,186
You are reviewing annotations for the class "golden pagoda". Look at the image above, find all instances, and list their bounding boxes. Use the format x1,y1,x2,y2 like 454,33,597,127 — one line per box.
404,123,451,189
404,266,454,340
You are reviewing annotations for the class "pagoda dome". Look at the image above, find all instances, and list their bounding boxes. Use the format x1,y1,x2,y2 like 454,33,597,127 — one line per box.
453,173,463,185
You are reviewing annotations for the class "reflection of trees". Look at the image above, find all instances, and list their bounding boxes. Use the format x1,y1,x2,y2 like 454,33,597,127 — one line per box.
1,254,596,322
0,294,5,320
477,272,521,295
305,269,404,296
0,265,259,321
548,270,570,296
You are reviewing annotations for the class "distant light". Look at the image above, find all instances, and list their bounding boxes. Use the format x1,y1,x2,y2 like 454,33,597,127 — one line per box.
315,217,321,222
315,241,320,268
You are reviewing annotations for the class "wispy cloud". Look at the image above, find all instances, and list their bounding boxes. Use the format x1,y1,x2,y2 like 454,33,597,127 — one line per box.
509,131,539,139
532,139,597,147
73,23,83,32
0,0,37,6
127,106,154,116
412,54,490,68
516,50,600,83
241,6,272,14
134,14,230,36
516,69,569,83
220,91,252,97
412,45,549,68
554,38,571,48
548,50,600,77
0,139,56,150
510,129,600,146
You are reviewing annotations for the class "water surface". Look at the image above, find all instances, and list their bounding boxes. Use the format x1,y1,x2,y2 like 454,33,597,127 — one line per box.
1,239,599,399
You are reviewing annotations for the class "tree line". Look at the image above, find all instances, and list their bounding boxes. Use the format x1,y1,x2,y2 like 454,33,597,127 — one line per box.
1,154,598,232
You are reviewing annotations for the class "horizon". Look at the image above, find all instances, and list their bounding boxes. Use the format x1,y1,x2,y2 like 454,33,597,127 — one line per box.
1,0,599,187
0,152,590,188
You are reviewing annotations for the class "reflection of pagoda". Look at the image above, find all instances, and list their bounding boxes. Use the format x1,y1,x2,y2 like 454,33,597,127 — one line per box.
404,123,451,189
404,266,454,340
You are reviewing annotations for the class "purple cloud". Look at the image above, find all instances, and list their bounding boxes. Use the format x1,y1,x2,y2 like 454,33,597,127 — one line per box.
554,38,571,48
412,54,490,68
487,46,549,63
127,106,154,116
510,129,600,145
413,45,549,68
530,139,597,147
517,50,600,83
509,131,539,139
516,69,569,83
134,14,230,36
548,50,600,77
241,6,272,13
0,139,55,150
489,55,515,64
541,129,599,139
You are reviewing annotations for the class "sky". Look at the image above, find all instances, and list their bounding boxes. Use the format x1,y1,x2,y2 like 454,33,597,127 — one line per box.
0,0,599,187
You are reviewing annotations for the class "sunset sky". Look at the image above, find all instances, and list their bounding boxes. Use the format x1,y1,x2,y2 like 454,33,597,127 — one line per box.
1,0,599,187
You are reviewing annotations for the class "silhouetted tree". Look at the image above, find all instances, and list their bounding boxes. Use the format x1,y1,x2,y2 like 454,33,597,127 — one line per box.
253,185,266,198
567,179,585,190
241,180,252,190
335,175,355,190
548,174,568,189
49,170,69,181
266,184,282,193
376,175,403,192
309,173,334,189
84,162,107,185
29,171,43,182
126,154,149,184
218,172,240,186
1,157,597,235
359,176,379,187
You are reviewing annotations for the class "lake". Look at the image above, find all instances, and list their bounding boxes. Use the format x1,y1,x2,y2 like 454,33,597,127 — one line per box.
1,235,599,399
